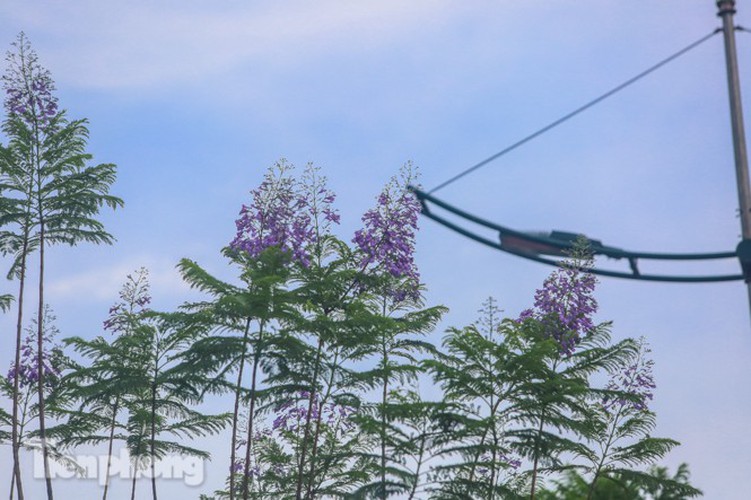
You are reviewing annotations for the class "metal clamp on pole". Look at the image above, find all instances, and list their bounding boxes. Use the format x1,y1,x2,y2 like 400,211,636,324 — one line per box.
718,0,737,16
737,240,751,282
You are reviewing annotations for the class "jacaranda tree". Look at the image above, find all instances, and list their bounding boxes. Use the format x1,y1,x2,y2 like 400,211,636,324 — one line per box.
3,305,66,498
350,165,445,499
0,32,123,500
51,268,152,500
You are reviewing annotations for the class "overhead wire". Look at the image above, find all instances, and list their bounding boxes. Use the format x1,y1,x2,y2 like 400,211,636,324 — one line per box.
428,28,722,194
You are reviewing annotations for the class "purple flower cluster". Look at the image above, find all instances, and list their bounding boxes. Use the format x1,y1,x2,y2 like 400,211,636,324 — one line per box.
2,33,58,129
7,310,61,388
353,162,421,301
518,257,598,355
271,392,355,434
103,268,152,335
603,337,656,413
271,397,309,434
503,455,522,470
301,162,341,232
230,161,339,266
476,452,522,478
231,459,260,478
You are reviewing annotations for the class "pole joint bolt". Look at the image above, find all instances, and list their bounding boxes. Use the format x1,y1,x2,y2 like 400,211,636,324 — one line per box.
718,0,737,16
736,240,751,282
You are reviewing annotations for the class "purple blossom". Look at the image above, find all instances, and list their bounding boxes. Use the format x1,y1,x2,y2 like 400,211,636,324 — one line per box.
272,392,318,433
2,33,59,129
301,162,341,230
353,162,422,301
7,306,61,388
517,249,598,355
230,161,339,266
504,456,522,470
230,459,260,478
271,392,355,434
103,268,151,335
602,337,656,413
476,452,522,478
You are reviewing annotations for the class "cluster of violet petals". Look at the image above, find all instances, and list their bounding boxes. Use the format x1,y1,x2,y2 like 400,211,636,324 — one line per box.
230,162,339,267
353,166,421,300
476,452,523,478
5,79,57,126
518,263,598,355
3,38,58,128
7,332,60,388
603,338,656,413
272,392,355,434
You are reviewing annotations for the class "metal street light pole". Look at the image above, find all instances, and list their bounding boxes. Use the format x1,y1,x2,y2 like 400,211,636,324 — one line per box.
717,0,751,316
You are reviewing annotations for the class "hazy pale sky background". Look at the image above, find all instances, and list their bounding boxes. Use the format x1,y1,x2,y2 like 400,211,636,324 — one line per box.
1,1,750,498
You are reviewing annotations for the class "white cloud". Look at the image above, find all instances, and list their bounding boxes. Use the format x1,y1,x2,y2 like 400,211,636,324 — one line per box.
1,0,471,89
46,255,192,303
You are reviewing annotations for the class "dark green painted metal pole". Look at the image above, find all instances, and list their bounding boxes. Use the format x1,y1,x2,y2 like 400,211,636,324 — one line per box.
717,0,751,316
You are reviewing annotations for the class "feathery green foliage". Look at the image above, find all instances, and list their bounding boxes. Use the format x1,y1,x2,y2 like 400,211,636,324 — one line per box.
425,299,547,499
49,269,150,500
353,290,446,499
538,463,702,499
176,247,299,500
123,309,232,499
578,337,684,499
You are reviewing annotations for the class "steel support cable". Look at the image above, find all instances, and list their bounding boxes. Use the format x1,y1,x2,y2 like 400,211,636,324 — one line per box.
429,29,722,194
410,186,743,282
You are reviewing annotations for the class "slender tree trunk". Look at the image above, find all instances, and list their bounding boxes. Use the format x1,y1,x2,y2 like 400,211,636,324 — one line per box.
489,421,499,500
586,473,599,500
304,392,325,499
305,406,326,498
378,298,389,499
130,469,137,500
488,334,499,500
102,397,120,500
529,407,547,500
241,319,264,500
130,423,146,500
407,422,428,500
230,318,251,500
295,337,324,500
467,395,504,484
35,220,54,500
305,347,340,500
10,238,28,500
9,466,15,500
586,406,624,500
530,358,562,500
150,368,158,500
12,392,33,500
380,343,389,500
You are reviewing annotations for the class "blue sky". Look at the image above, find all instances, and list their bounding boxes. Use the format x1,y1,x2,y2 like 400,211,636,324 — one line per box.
1,1,750,498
